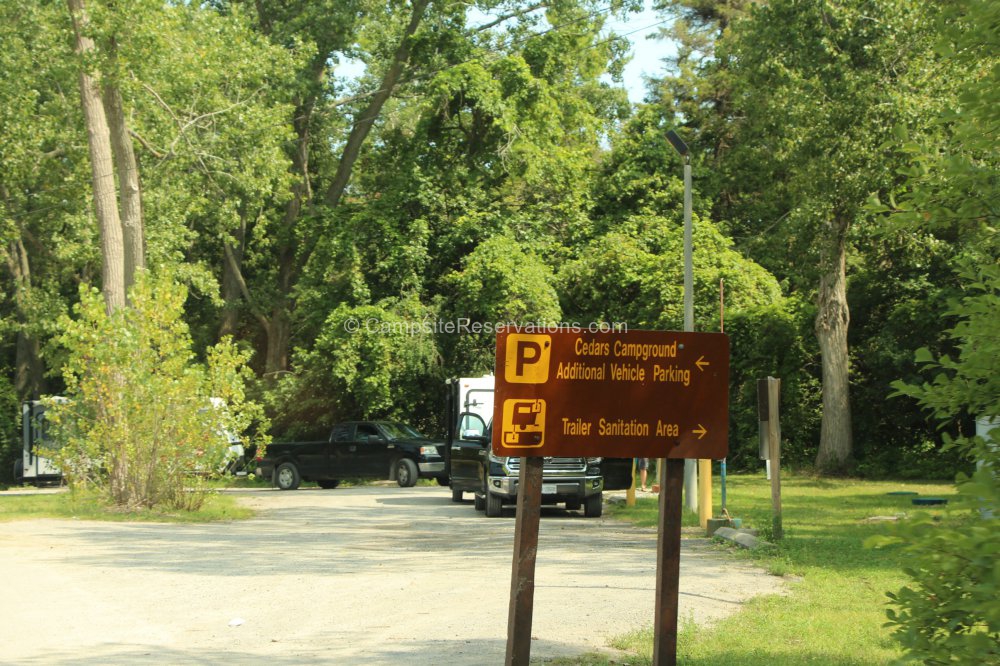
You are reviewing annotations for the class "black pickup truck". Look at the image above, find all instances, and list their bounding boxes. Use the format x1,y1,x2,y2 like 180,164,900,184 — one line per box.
257,421,446,490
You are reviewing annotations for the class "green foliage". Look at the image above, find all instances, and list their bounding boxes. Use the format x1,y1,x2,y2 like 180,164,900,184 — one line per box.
271,296,442,436
0,372,18,484
48,273,266,511
560,215,781,330
441,234,562,375
592,105,692,223
706,0,956,472
1,1,93,400
1,0,299,402
878,492,1000,664
4,0,986,508
872,0,1000,658
120,1,299,295
848,231,965,478
724,300,822,471
881,268,1000,663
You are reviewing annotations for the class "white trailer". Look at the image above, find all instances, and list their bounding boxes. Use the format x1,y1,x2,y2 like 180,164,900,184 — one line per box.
453,374,495,436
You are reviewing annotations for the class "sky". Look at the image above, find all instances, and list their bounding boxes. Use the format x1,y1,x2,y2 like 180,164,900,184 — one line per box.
602,0,676,103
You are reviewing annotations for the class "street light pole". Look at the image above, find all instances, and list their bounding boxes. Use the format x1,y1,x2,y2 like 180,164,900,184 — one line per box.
683,154,693,332
667,130,698,515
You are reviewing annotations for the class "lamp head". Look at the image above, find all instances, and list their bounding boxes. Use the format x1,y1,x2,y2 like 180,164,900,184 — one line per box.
666,129,689,156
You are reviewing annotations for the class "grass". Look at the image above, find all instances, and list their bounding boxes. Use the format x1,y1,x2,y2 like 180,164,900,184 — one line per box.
0,472,434,521
0,488,255,523
555,473,957,666
607,492,704,528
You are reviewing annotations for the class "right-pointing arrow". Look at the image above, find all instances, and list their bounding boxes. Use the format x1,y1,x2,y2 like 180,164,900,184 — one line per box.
693,424,707,439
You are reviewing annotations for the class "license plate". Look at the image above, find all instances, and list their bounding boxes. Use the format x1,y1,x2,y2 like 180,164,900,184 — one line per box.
542,484,557,495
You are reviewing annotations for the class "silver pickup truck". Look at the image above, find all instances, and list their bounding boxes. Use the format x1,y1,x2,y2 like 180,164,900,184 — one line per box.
444,376,632,517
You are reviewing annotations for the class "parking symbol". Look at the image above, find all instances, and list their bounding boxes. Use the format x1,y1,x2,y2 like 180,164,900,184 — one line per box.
501,399,546,448
504,334,551,384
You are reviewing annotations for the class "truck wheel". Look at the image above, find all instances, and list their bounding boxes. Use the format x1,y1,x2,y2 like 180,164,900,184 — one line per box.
584,492,603,518
275,462,301,491
474,493,485,511
485,491,503,517
396,458,418,487
317,479,340,489
451,488,463,502
13,458,24,486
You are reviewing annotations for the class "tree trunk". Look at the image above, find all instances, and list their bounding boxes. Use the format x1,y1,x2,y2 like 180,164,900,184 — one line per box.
814,215,853,472
15,330,43,399
68,0,125,313
219,220,247,338
264,308,291,378
6,239,44,399
233,1,429,375
102,56,145,292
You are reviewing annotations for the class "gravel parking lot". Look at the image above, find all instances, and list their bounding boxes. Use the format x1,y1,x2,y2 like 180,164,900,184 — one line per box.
1,486,784,664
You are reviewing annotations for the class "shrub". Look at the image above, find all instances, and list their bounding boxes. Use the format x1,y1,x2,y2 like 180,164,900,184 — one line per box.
725,299,822,471
47,273,266,511
879,436,999,665
875,261,1000,663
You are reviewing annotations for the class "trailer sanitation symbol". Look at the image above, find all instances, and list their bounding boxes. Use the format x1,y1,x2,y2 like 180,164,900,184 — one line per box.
501,399,546,448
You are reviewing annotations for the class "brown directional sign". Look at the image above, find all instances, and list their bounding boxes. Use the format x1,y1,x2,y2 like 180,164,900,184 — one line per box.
492,328,729,459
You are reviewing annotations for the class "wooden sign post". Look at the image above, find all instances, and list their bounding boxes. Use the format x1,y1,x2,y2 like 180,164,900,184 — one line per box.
505,456,543,666
653,458,686,665
766,377,782,540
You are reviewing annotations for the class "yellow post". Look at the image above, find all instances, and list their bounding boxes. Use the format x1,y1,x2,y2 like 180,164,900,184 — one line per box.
698,459,712,529
626,458,636,507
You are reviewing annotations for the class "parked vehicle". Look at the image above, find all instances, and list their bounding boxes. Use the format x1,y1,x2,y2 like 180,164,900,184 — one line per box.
444,375,632,517
256,421,446,490
13,398,249,486
13,400,64,486
206,397,250,477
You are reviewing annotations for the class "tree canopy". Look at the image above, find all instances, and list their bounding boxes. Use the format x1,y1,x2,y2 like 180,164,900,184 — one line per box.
1,0,993,495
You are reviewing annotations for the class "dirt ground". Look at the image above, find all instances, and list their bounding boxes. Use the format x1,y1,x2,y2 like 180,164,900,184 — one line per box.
0,486,785,664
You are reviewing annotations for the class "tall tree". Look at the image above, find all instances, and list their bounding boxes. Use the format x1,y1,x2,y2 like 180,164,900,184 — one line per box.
1,1,92,402
212,0,434,375
721,0,947,471
67,0,127,312
215,0,638,377
116,1,297,351
101,40,145,292
266,0,641,425
648,0,750,182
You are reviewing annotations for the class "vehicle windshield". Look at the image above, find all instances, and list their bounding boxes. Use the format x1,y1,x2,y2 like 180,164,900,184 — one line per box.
380,422,424,440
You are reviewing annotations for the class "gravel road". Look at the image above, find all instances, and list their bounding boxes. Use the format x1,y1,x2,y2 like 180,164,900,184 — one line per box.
0,486,784,664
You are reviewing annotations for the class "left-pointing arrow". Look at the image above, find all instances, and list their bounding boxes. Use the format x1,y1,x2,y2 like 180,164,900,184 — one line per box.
693,424,707,439
695,356,710,371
